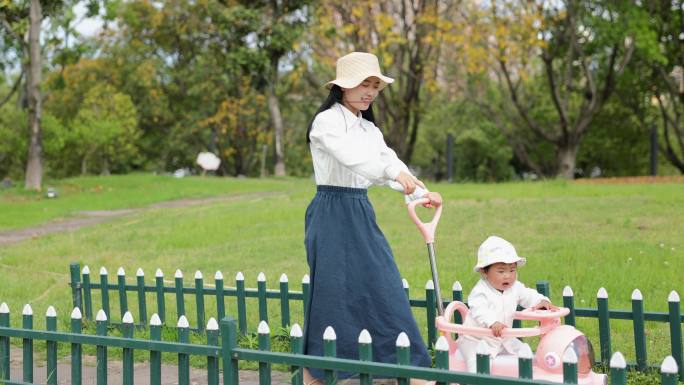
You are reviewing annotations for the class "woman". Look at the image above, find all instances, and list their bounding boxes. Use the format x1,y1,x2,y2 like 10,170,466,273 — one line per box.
304,51,442,383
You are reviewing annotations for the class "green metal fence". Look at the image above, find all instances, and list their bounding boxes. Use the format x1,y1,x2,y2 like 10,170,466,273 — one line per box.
69,262,684,380
0,303,221,385
3,299,681,385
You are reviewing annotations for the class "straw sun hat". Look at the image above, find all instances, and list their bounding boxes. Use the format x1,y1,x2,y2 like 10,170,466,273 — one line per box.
325,52,394,90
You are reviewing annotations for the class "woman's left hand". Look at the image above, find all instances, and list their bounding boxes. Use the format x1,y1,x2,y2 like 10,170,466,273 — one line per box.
422,192,442,208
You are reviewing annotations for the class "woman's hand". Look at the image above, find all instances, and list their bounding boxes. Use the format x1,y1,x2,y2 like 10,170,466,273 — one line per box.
395,171,417,194
422,191,442,208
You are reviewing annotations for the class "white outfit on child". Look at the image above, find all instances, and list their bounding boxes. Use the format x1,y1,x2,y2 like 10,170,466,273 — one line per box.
458,278,549,372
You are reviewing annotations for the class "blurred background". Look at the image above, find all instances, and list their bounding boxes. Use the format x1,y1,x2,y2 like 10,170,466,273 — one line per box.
2,0,683,189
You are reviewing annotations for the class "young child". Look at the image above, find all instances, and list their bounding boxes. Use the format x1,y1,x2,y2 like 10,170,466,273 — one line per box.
458,235,558,372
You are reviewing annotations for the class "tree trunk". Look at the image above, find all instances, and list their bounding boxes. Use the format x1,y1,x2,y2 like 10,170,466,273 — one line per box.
24,0,43,190
267,57,286,177
556,144,578,179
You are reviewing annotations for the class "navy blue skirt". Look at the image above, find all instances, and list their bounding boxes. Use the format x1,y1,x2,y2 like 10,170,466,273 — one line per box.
304,185,431,379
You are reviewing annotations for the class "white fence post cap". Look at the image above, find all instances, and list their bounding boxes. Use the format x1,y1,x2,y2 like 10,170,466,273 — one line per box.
518,343,533,359
453,281,462,291
0,302,8,313
22,304,33,316
236,272,245,281
669,291,680,302
323,326,336,340
610,352,626,368
82,265,90,275
396,332,410,347
117,267,125,276
96,309,108,321
155,268,164,278
46,306,56,317
100,267,108,275
425,280,434,290
631,289,643,301
206,317,218,331
258,320,270,334
402,278,409,289
280,273,288,283
435,336,449,352
257,272,266,282
215,271,223,280
149,313,161,326
358,329,372,344
302,274,310,284
194,270,203,280
71,307,82,320
290,323,303,338
563,346,578,364
122,311,134,324
136,268,144,277
597,287,608,299
661,356,679,374
177,315,189,328
563,286,574,296
174,269,183,279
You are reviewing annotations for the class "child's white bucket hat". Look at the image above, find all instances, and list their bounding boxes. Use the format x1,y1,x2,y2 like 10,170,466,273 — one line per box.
474,235,526,272
325,52,394,90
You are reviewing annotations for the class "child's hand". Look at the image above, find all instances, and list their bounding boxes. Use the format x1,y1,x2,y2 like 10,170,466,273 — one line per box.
422,191,442,208
532,300,559,311
490,322,506,337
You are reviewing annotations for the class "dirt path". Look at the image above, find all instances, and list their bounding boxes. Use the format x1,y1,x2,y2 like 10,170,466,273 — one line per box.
7,347,291,385
0,192,282,246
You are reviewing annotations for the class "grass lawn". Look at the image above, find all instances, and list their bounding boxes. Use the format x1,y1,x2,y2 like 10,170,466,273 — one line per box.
0,173,683,382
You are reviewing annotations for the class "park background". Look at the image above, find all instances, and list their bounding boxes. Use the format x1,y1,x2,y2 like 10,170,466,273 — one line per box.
2,0,684,186
1,1,684,384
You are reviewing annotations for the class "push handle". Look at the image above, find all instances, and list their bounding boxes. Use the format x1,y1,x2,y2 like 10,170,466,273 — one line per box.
407,198,443,243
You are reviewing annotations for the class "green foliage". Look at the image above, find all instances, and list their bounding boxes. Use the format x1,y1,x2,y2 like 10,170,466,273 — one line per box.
414,94,514,182
71,84,140,174
0,99,27,180
577,99,652,178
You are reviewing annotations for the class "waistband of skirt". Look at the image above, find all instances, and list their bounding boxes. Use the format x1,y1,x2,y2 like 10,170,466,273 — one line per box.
316,185,368,196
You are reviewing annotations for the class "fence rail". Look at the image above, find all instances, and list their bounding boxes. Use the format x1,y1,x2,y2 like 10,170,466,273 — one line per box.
69,262,684,379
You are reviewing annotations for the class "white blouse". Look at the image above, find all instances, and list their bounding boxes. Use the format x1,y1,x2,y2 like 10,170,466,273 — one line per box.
309,103,428,201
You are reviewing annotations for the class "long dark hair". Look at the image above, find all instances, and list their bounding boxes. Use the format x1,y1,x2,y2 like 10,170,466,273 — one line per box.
306,85,376,143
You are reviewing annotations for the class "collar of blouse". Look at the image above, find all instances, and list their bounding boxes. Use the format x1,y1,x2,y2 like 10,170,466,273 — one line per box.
336,102,375,132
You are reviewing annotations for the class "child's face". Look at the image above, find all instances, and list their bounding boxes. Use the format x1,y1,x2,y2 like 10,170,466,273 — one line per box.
483,262,517,291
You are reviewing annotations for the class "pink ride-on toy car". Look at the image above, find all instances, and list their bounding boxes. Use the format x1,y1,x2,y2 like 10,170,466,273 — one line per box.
435,301,607,384
407,198,607,385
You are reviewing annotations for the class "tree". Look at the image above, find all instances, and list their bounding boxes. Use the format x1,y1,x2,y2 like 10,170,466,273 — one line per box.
1,0,89,188
1,0,45,189
198,78,271,176
463,1,653,178
246,0,312,176
641,1,684,174
308,0,453,163
70,84,138,174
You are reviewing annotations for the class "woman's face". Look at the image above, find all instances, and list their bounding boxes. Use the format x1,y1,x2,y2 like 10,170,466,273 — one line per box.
342,76,382,112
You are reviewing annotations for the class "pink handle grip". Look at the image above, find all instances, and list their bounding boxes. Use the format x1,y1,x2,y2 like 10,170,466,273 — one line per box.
435,301,541,338
407,198,442,243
